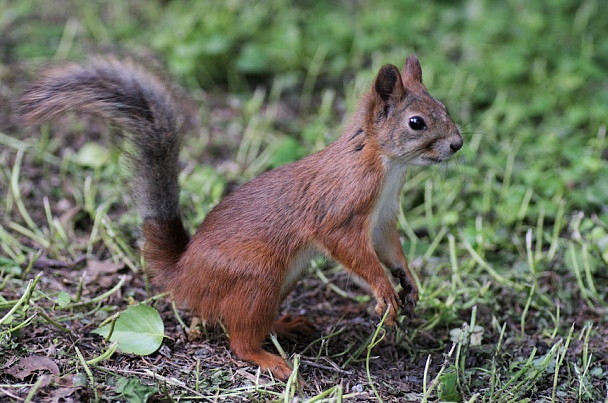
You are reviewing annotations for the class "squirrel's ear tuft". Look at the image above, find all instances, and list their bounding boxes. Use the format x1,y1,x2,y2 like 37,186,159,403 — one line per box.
403,54,423,84
374,64,404,103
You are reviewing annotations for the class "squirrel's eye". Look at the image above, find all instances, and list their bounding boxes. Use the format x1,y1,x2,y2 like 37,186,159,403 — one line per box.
409,116,427,130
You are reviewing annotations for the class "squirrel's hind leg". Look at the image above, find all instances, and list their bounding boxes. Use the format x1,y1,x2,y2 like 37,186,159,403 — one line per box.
272,315,316,338
228,318,293,381
221,276,295,380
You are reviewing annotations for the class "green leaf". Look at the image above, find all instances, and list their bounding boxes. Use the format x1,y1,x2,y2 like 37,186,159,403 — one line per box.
92,304,164,355
115,377,158,403
55,291,71,307
72,142,110,168
438,370,461,402
590,367,604,377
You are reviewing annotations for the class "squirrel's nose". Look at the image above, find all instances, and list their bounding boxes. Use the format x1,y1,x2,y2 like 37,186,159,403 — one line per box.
450,137,463,152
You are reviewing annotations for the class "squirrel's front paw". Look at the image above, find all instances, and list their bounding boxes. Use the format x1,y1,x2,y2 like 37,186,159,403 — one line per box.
374,286,401,327
398,287,418,319
391,266,418,319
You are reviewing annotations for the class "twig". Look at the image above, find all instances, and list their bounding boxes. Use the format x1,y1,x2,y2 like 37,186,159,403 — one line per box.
300,358,354,375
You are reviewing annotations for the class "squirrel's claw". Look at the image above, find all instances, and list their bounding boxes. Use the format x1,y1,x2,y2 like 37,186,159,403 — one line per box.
391,266,418,320
399,289,417,319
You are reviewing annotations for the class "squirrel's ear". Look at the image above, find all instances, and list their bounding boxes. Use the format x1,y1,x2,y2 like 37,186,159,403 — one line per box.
403,54,423,84
374,64,404,104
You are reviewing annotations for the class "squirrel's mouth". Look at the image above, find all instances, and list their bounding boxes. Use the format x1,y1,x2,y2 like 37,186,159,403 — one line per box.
423,157,445,164
407,156,445,166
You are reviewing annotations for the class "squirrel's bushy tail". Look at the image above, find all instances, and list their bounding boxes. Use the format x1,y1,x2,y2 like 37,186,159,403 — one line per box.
19,58,189,279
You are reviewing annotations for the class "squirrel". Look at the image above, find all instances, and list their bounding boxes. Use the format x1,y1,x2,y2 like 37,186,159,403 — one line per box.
19,55,463,380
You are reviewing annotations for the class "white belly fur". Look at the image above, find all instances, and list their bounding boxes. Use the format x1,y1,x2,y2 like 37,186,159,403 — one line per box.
280,246,319,298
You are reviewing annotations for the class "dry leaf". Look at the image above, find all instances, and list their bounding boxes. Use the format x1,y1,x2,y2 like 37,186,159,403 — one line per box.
5,355,59,379
50,387,76,403
85,259,125,287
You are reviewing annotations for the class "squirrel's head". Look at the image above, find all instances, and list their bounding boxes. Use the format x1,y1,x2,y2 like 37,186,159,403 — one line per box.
367,54,463,166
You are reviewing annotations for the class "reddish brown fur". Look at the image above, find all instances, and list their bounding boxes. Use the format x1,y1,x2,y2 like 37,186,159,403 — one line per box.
19,54,462,380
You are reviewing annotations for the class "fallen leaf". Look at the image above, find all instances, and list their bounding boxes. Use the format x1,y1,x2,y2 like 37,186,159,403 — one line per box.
115,376,158,403
5,356,59,379
85,259,124,287
92,304,165,355
50,387,76,403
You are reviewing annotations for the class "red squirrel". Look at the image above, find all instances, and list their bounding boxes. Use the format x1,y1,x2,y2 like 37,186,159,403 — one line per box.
19,55,462,380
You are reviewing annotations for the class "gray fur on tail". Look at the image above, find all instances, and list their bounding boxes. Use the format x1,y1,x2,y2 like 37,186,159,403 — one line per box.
19,58,182,221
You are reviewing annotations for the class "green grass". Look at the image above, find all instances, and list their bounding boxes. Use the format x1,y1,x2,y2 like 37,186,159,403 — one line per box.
1,0,607,401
